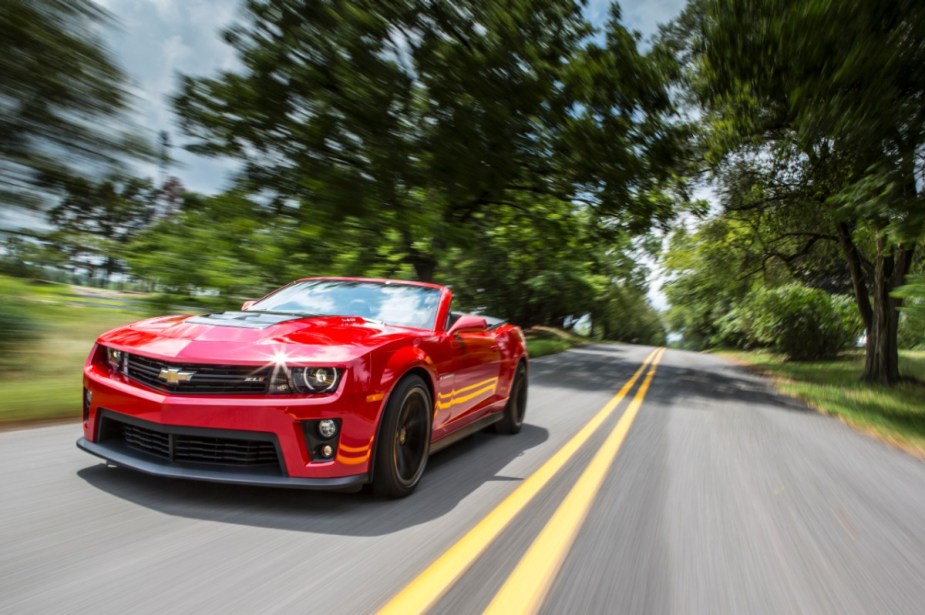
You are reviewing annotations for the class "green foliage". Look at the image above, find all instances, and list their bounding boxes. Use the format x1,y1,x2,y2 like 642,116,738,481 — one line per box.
736,285,860,361
523,327,589,358
126,192,287,304
7,0,688,339
0,235,43,278
667,0,925,383
664,216,863,357
525,338,574,358
0,275,149,422
896,274,925,349
441,199,665,341
663,219,757,348
45,176,162,283
441,200,593,326
175,0,684,280
590,282,667,346
0,299,38,369
0,0,149,204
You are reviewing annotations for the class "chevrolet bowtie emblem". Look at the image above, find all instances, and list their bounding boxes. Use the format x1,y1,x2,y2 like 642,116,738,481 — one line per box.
158,367,196,385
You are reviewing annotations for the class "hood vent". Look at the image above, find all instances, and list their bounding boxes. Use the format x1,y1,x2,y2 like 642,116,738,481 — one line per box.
186,311,302,329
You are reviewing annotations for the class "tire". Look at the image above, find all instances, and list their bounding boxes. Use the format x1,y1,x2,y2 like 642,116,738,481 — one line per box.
494,362,527,435
372,375,432,498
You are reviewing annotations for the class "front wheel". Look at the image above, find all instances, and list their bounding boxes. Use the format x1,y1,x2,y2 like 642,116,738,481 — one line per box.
372,375,432,498
494,362,527,435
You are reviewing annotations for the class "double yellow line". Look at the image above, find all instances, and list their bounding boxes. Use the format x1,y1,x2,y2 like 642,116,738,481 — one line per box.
378,347,667,615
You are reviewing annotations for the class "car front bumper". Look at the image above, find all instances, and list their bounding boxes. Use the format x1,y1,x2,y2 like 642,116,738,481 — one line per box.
76,436,367,491
80,358,382,487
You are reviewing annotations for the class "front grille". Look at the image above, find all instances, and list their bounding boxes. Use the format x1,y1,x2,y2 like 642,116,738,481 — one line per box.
126,353,271,394
106,415,281,469
122,421,170,457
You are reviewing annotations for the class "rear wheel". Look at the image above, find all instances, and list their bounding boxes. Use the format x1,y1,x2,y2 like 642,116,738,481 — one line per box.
372,375,432,498
494,362,527,435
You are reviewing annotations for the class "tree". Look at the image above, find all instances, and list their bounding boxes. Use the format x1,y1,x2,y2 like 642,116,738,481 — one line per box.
663,217,861,356
441,196,663,339
126,191,288,302
672,0,925,383
0,0,147,205
174,0,683,281
663,219,759,348
46,177,161,283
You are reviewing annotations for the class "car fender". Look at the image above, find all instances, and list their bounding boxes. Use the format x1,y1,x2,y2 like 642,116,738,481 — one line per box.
366,344,438,471
495,325,528,399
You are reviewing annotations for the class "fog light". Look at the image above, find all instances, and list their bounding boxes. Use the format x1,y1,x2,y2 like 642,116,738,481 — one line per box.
320,444,334,458
318,419,338,439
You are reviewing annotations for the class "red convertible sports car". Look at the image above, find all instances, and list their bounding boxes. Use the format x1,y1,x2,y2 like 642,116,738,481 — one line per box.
77,277,528,497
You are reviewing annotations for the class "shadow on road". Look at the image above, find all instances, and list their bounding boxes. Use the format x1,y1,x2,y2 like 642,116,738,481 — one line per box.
646,358,814,414
529,344,638,393
77,423,549,535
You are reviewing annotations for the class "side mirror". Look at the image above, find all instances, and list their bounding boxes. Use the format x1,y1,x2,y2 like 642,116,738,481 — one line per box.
448,314,488,335
241,300,256,311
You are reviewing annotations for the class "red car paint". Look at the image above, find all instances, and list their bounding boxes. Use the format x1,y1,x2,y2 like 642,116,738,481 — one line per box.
77,277,527,490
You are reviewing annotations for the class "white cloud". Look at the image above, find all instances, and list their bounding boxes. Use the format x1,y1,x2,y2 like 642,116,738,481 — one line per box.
149,0,181,23
91,0,242,193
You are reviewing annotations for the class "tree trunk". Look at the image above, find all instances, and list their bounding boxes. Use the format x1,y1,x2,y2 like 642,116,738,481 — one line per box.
866,144,923,384
411,256,436,283
835,222,914,385
864,242,899,384
396,206,446,283
861,237,914,385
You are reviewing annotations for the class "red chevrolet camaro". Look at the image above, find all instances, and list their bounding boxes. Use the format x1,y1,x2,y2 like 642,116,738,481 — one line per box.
77,277,528,497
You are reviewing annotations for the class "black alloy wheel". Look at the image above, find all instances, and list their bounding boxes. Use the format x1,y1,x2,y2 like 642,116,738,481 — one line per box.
373,375,432,497
495,362,527,435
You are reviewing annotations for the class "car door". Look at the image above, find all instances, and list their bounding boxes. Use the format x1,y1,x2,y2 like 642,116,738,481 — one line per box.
441,317,502,426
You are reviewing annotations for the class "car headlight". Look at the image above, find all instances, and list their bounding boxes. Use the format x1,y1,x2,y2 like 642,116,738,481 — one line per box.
106,347,125,371
290,367,342,393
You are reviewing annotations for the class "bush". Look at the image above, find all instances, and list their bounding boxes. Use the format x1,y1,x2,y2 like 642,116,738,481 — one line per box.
895,275,925,349
746,284,860,360
713,304,758,349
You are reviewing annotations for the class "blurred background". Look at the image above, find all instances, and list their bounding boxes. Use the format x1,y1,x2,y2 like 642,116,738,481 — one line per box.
0,0,923,453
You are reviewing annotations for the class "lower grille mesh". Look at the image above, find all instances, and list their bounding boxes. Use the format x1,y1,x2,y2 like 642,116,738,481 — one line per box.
111,417,281,469
122,423,170,458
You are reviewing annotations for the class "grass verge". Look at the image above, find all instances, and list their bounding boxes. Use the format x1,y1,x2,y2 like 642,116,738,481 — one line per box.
0,276,148,425
719,349,925,458
525,326,590,358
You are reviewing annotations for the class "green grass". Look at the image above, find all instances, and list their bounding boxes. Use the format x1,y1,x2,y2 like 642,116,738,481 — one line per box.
720,349,925,457
0,276,148,424
525,326,590,358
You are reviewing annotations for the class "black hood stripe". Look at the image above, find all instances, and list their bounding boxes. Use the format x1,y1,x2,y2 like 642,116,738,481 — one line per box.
185,311,303,329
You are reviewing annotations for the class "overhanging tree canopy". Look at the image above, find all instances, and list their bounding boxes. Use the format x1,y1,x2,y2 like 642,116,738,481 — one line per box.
673,0,925,383
0,0,148,205
174,0,685,281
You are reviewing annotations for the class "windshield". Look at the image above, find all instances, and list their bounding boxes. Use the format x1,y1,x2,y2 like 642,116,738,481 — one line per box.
248,280,442,330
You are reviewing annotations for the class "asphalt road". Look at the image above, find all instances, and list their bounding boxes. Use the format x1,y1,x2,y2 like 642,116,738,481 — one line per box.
1,345,924,614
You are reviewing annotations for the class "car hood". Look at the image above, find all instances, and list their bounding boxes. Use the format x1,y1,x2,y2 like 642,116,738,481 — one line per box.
97,311,424,364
